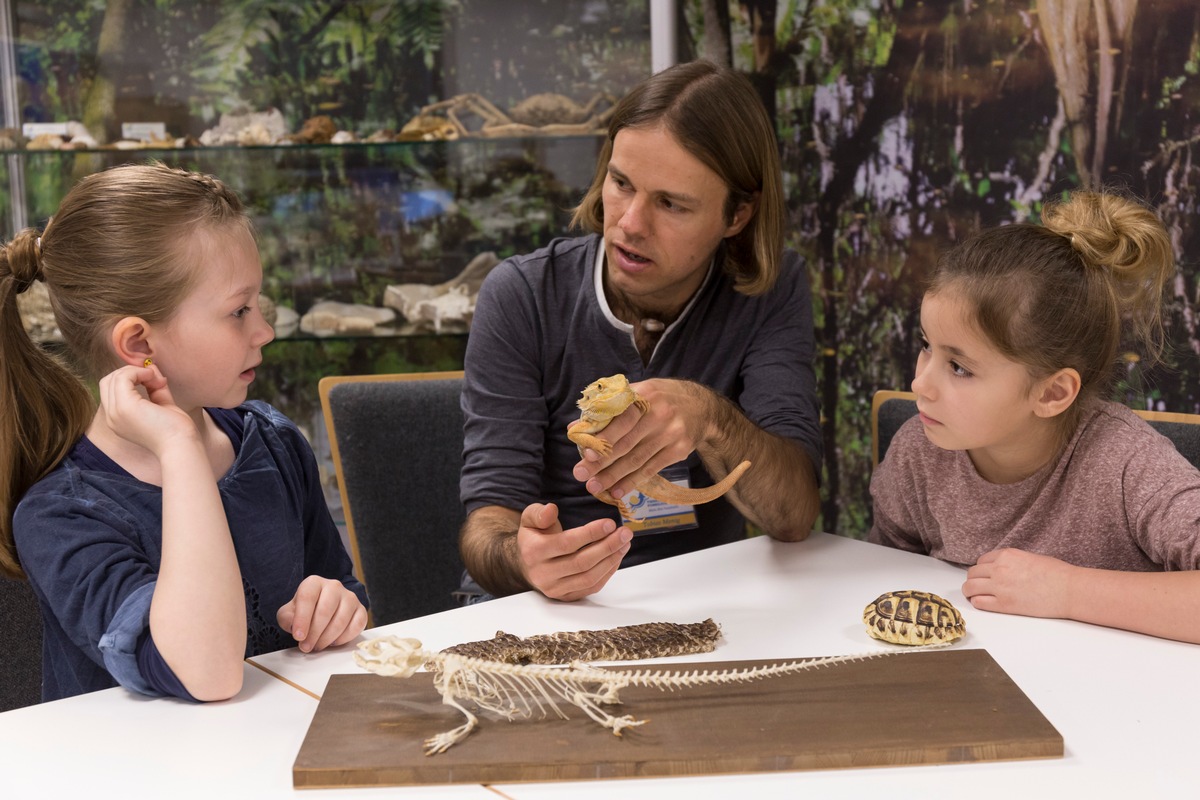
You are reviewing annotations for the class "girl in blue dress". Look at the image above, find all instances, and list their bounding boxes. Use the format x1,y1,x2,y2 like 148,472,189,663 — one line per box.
0,163,368,701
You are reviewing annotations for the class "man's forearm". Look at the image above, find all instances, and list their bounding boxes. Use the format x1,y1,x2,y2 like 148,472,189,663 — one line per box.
459,505,530,596
699,393,820,541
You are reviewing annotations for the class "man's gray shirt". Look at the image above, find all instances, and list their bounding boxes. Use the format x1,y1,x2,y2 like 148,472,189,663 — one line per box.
460,233,822,567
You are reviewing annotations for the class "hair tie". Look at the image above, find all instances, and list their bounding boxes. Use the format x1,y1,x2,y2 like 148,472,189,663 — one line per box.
1059,230,1085,258
13,275,32,294
14,234,45,294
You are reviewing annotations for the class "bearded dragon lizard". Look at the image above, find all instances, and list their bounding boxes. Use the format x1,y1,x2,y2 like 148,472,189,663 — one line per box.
567,374,751,518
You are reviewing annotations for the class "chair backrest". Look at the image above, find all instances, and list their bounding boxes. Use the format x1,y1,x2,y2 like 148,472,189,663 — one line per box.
871,390,918,467
0,576,43,711
1134,409,1200,470
319,371,466,627
871,389,1200,470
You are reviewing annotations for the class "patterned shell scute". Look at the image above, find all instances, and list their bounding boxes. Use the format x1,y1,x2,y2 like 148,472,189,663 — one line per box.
863,589,965,646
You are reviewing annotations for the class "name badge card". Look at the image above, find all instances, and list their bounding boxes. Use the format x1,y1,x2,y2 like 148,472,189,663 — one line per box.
619,464,700,535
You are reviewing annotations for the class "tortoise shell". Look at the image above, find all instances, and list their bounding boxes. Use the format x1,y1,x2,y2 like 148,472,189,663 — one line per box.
863,589,965,646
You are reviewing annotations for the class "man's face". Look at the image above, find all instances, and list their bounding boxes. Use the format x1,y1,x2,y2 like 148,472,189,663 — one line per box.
601,124,752,316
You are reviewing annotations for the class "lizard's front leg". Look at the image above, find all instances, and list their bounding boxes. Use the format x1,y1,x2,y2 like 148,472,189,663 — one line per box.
568,394,649,458
567,423,614,457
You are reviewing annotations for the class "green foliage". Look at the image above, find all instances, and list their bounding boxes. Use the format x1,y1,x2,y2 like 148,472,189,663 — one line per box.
185,2,433,127
744,0,1200,536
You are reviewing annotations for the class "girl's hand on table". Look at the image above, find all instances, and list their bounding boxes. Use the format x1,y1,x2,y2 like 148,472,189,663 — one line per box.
278,575,369,653
963,547,1075,619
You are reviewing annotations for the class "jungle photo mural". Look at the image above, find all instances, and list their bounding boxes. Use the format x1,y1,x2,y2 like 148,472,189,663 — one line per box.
690,0,1200,533
9,1,1200,536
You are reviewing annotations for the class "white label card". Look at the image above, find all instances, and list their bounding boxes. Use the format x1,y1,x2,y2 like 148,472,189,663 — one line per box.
121,122,167,141
22,122,68,137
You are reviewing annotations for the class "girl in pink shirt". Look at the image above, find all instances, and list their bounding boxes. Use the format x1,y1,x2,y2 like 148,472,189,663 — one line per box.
870,191,1200,644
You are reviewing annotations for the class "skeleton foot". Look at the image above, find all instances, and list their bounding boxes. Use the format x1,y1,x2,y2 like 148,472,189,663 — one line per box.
566,688,647,736
425,696,479,755
424,724,474,755
609,714,647,736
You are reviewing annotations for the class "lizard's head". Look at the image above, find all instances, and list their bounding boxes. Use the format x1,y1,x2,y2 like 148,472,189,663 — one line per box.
577,373,632,410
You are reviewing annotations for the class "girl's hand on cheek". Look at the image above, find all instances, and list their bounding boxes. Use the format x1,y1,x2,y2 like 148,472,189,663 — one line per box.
277,575,369,653
97,363,196,455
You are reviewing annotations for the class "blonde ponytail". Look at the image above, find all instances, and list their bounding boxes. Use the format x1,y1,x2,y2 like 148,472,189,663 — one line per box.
0,230,94,579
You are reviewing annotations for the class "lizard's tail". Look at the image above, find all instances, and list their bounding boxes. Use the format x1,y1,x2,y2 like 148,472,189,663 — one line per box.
639,460,751,507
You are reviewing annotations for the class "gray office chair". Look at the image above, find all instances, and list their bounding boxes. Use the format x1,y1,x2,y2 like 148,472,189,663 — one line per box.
1136,409,1200,470
871,390,919,467
319,371,466,627
870,389,1200,470
0,575,43,711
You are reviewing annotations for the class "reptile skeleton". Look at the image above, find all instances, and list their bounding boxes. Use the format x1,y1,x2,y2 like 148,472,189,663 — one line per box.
355,621,948,755
567,374,752,518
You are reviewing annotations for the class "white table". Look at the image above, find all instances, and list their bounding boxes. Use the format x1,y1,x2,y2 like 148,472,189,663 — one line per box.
0,657,493,799
251,532,1200,798
5,532,1198,797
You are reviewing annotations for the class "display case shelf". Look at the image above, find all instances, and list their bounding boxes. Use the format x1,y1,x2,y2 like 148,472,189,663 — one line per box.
5,133,605,341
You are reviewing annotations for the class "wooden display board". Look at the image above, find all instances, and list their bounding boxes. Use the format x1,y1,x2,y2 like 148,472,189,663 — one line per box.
293,648,1062,788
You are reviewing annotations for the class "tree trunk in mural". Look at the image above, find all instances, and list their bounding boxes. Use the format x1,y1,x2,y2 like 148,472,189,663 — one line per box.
740,0,777,121
82,0,132,143
740,0,775,72
815,2,931,530
1038,0,1138,186
700,0,733,66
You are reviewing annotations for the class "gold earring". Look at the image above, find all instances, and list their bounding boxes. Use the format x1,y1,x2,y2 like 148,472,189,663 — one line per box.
143,358,153,368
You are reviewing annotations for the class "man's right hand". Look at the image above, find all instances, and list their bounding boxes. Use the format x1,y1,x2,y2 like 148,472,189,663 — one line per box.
517,503,632,601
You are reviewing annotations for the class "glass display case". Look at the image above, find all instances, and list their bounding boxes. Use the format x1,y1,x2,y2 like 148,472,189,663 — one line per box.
3,0,654,525
3,3,654,383
3,1,654,341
